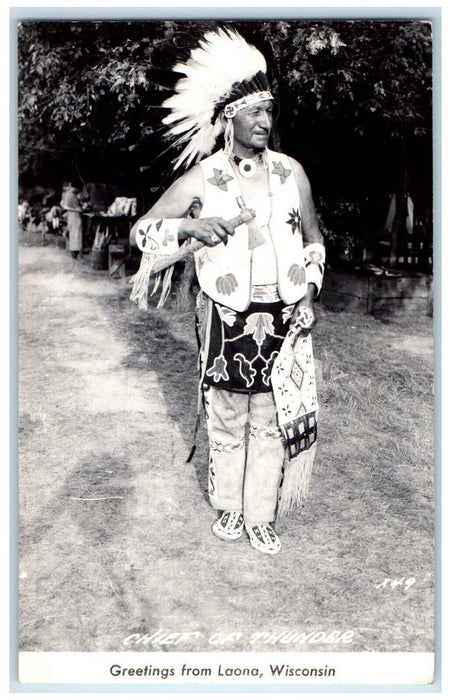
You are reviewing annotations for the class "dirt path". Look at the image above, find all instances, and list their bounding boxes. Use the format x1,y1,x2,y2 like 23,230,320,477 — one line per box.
18,241,434,654
19,245,216,651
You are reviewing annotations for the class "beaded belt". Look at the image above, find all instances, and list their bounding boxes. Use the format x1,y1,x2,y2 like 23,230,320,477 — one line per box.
250,284,280,303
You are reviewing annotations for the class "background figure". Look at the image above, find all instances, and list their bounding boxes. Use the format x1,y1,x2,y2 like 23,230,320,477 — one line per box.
18,200,31,228
60,182,83,261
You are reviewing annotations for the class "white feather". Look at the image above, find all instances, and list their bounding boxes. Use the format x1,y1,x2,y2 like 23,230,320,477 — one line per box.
162,28,268,170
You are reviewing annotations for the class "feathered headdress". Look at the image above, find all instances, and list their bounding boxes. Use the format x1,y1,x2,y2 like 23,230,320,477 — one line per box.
162,27,273,170
130,28,273,311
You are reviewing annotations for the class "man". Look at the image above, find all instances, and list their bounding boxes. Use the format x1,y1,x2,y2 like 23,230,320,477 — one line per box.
60,182,84,263
130,28,325,554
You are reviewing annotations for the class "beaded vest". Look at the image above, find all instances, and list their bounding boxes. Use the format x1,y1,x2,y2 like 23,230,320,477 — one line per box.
196,149,308,312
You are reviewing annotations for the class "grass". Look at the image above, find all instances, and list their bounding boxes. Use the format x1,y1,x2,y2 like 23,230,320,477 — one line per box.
18,233,434,656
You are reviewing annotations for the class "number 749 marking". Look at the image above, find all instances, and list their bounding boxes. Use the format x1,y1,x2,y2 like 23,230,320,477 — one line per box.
375,577,416,590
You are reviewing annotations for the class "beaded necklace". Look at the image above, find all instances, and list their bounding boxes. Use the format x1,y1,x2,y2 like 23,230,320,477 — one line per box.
230,149,267,177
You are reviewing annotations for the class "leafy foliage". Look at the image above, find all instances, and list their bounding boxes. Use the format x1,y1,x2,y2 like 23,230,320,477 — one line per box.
18,21,169,185
17,19,432,223
259,20,432,135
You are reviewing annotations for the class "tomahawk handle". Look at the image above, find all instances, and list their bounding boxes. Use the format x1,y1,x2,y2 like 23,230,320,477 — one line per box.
150,209,255,274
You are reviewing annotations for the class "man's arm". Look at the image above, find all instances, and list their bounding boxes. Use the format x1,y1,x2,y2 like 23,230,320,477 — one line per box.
288,157,326,321
130,165,233,251
289,157,323,247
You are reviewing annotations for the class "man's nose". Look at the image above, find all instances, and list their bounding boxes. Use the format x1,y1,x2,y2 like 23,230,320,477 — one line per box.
257,111,272,130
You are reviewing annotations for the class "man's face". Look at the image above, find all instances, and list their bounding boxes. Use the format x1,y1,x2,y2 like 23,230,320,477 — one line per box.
232,99,273,152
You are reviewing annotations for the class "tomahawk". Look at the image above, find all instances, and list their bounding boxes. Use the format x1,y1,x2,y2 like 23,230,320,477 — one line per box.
130,196,258,309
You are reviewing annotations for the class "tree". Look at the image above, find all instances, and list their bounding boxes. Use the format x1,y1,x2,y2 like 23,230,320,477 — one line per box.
17,19,433,269
18,21,171,192
247,20,432,267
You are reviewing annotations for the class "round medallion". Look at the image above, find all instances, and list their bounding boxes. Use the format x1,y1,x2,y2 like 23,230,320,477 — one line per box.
224,104,237,119
293,306,315,330
238,158,257,178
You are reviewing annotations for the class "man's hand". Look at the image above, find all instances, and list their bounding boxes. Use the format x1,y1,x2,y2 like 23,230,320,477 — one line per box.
291,283,317,331
179,217,234,247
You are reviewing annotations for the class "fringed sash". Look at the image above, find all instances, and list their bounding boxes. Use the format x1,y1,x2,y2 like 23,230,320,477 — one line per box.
271,327,319,517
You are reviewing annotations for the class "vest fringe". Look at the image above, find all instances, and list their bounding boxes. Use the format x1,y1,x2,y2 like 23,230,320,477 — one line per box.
130,254,175,310
130,253,156,310
156,265,175,308
151,271,161,297
277,442,317,518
